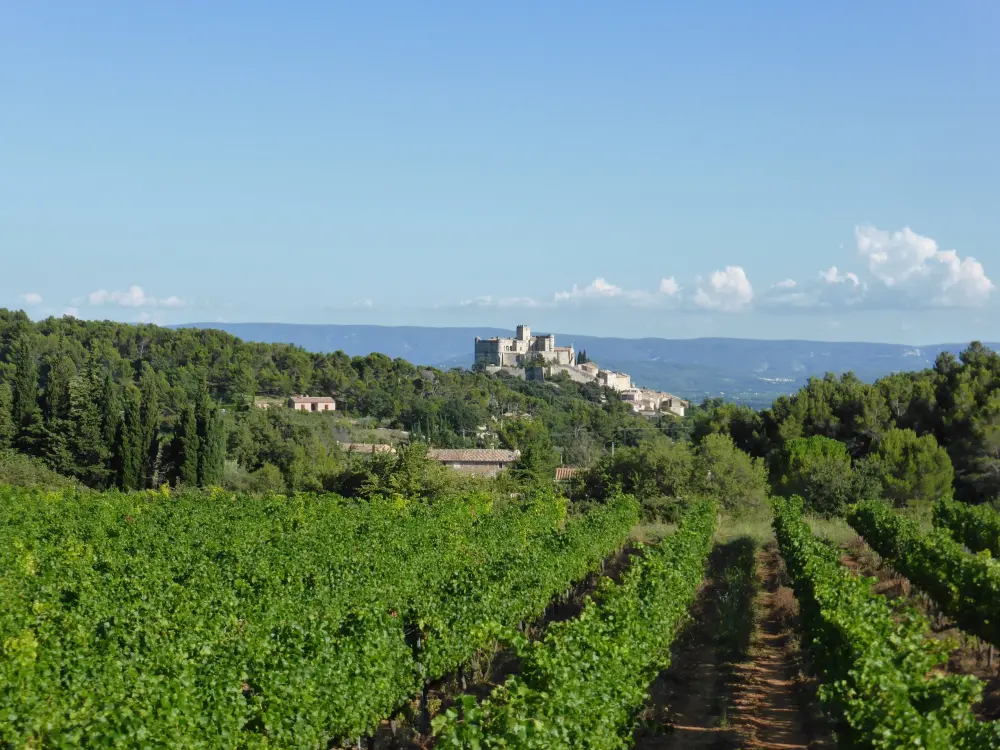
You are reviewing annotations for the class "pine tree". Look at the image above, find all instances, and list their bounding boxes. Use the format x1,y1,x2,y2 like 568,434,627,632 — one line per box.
0,382,14,450
138,364,161,487
42,353,76,423
116,385,144,491
11,335,41,451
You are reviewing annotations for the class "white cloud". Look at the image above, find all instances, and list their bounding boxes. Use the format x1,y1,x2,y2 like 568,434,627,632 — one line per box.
446,227,994,315
659,277,681,296
855,226,994,307
554,277,624,302
20,292,43,305
820,266,860,287
86,285,187,308
459,295,543,309
62,307,79,318
762,266,866,309
552,277,681,309
693,266,753,312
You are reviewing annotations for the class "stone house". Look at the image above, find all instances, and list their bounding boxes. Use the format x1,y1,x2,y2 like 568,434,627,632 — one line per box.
288,395,336,412
427,448,520,476
621,389,688,417
597,370,633,391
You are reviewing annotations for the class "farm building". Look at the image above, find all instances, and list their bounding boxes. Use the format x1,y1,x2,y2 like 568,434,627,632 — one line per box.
426,448,520,476
288,395,336,412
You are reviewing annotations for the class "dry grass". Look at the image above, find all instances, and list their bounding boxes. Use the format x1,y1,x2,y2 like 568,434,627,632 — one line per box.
807,515,857,547
631,521,676,544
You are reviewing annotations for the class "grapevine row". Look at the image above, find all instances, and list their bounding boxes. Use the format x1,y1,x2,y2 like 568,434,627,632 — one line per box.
0,487,637,748
433,497,717,749
933,496,1000,558
774,497,998,748
847,499,1000,649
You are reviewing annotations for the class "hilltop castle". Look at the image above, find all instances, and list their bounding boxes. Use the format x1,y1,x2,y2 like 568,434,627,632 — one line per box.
474,325,576,368
473,324,689,417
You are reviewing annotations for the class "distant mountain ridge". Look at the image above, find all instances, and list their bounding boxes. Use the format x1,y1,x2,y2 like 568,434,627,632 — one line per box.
177,322,997,408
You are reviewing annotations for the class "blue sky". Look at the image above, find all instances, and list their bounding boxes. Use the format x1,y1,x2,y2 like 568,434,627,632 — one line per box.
3,1,998,344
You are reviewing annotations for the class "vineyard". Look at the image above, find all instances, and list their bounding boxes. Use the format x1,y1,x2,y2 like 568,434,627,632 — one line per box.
3,486,1000,748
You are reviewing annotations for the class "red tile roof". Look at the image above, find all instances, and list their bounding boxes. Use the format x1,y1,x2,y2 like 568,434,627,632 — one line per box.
554,467,582,481
427,449,520,463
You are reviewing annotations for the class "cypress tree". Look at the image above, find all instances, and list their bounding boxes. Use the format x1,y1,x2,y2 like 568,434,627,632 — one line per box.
11,335,41,449
68,371,111,488
196,395,226,487
98,372,121,461
138,364,161,487
116,385,144,491
0,382,13,450
176,402,200,487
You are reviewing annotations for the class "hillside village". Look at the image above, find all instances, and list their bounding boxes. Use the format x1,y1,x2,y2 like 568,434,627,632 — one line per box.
475,324,689,417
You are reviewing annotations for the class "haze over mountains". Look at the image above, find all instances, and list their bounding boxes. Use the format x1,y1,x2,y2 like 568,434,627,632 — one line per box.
179,323,997,408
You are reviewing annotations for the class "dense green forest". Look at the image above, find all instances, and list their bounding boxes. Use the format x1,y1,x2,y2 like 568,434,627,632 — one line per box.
686,341,1000,511
2,308,997,515
0,309,658,495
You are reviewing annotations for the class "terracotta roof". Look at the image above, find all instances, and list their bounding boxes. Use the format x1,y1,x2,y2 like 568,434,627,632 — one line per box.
554,467,582,481
290,396,335,404
427,448,520,463
341,443,396,453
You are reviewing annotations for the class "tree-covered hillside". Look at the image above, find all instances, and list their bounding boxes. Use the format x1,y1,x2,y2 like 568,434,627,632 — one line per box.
0,309,655,494
690,341,1000,508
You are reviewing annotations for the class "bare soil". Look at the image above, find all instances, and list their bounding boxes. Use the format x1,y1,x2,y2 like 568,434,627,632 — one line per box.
634,542,832,750
728,546,833,750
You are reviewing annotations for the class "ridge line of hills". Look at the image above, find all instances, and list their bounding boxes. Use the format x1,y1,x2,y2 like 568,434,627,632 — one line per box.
177,322,999,408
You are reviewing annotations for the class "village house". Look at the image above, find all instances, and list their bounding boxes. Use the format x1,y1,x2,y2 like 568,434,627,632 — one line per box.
426,448,520,477
597,370,632,391
621,389,689,417
554,466,582,483
288,395,336,412
475,325,575,368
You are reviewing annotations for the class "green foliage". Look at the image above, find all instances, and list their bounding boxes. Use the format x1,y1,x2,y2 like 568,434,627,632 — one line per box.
773,497,998,748
694,433,768,512
137,363,161,486
933,496,1000,558
175,402,200,486
0,451,81,490
0,382,13,450
873,428,954,507
116,384,144,490
67,372,112,488
434,498,716,749
777,435,858,516
10,334,40,449
196,394,226,486
571,436,692,519
847,499,1000,649
0,486,634,747
0,310,652,494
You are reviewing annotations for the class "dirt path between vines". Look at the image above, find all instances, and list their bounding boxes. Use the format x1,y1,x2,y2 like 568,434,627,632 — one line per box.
635,542,832,750
728,546,832,749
